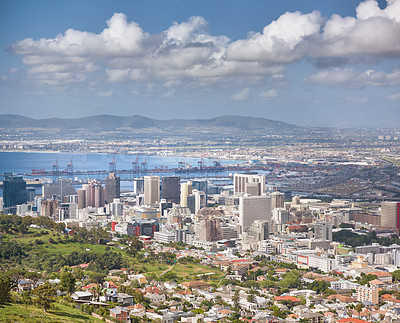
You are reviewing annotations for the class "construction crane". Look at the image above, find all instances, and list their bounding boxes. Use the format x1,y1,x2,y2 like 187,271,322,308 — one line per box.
109,153,116,173
52,156,59,175
178,158,186,169
141,157,148,172
132,156,140,173
198,158,205,169
67,157,73,174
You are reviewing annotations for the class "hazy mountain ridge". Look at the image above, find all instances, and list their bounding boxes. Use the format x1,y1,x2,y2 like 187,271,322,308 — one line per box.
0,114,298,131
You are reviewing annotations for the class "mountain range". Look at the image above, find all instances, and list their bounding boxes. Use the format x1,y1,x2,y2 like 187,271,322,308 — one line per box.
0,114,298,131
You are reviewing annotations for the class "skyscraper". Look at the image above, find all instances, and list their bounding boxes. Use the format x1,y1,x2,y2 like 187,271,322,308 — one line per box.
180,181,192,207
161,176,180,204
144,176,160,205
271,191,285,209
314,221,333,241
78,181,105,208
381,201,400,233
239,195,271,231
3,173,27,210
105,172,120,204
234,174,265,196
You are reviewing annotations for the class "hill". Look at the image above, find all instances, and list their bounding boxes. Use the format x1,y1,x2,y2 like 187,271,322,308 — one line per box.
0,114,297,131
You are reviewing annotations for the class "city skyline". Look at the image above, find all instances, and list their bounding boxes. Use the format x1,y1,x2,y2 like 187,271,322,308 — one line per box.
1,0,400,127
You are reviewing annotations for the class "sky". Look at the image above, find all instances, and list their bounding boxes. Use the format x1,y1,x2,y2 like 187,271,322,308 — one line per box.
0,0,399,127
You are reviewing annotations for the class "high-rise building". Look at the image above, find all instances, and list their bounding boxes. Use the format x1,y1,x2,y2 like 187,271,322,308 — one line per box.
271,191,285,209
239,195,271,231
3,173,27,210
105,172,120,204
234,174,265,196
272,208,290,233
196,217,222,242
381,201,400,233
42,178,76,200
180,181,192,207
192,180,208,200
41,199,58,218
133,178,144,195
144,176,160,205
78,181,105,209
161,176,180,204
314,221,333,241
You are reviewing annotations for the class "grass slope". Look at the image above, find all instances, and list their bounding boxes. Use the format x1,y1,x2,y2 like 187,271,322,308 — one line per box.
0,303,103,323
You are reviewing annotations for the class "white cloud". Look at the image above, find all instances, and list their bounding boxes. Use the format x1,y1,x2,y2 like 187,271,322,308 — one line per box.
96,90,113,97
388,92,400,100
305,67,400,87
226,11,323,63
8,0,400,91
260,88,278,98
162,89,175,98
231,87,250,100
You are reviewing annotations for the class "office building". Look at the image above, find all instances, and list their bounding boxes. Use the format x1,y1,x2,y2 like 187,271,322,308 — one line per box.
272,208,290,233
144,176,160,205
192,180,208,200
78,181,105,209
196,217,222,242
41,199,58,218
3,173,27,209
314,221,333,241
105,172,120,204
42,178,76,200
381,201,400,233
239,195,271,231
161,176,180,204
271,191,285,209
180,181,192,207
110,198,123,217
133,178,144,195
234,174,265,196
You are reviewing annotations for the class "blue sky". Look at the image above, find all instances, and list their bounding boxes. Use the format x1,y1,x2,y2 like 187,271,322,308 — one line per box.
0,0,399,127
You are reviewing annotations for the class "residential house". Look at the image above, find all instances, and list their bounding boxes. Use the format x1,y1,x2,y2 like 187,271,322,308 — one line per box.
110,306,129,322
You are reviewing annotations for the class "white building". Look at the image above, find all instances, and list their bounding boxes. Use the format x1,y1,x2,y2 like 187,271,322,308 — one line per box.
239,195,271,231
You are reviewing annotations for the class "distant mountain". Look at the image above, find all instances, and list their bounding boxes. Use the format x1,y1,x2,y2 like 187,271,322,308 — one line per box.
0,114,298,131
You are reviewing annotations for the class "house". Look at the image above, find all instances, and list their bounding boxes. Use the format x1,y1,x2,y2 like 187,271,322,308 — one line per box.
147,292,166,303
110,306,129,322
129,303,146,317
300,312,324,323
107,293,134,306
181,281,210,290
17,280,32,293
274,295,301,305
71,291,92,301
370,271,392,283
337,319,372,323
368,279,386,289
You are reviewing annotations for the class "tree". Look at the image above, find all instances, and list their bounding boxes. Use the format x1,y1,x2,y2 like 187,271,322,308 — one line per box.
25,271,42,289
32,283,56,312
60,271,76,294
0,274,16,304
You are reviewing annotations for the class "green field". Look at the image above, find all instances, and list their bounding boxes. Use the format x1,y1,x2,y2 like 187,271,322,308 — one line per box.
0,302,103,323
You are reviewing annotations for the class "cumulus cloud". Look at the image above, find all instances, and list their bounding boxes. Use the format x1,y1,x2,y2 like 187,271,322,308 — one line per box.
231,88,250,100
226,11,323,63
305,67,400,87
388,92,400,100
8,0,400,92
96,90,113,97
260,89,278,98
